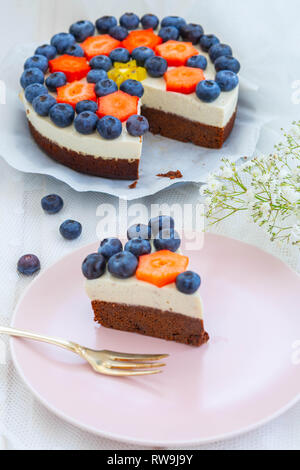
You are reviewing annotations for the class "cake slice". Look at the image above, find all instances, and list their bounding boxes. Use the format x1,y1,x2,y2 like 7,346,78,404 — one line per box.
82,217,209,346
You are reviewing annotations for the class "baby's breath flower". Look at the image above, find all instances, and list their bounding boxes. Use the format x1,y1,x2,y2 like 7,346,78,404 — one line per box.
199,121,300,246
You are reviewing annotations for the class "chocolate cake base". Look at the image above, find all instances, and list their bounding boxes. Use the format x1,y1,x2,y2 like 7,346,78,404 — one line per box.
141,106,237,149
27,120,139,180
92,300,209,347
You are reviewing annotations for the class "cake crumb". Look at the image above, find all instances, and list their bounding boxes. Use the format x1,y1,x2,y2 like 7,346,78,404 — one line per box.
128,181,137,189
156,170,183,180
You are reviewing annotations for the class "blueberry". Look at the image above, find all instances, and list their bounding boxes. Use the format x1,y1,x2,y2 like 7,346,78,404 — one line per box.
49,103,75,128
120,12,139,30
17,254,40,276
120,79,144,98
109,47,131,64
75,100,98,114
215,70,239,91
154,229,181,252
131,46,154,66
158,26,179,42
32,93,56,116
161,16,186,30
98,237,123,260
141,14,159,30
214,55,240,74
209,43,232,63
41,194,64,214
126,115,149,137
24,83,48,104
148,215,175,237
65,44,84,57
127,223,151,240
90,55,112,71
108,251,138,279
196,80,221,102
82,253,106,280
69,20,95,42
50,32,76,54
86,69,107,83
24,55,48,73
186,55,207,70
95,16,117,34
145,56,168,77
199,34,220,52
20,68,44,89
180,23,203,44
176,271,201,294
97,116,122,140
94,78,118,97
109,25,129,41
35,44,57,60
45,72,67,91
124,238,151,257
59,219,82,240
74,111,98,134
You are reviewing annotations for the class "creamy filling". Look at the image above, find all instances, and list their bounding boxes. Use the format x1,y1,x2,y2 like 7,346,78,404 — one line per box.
21,92,142,160
85,271,203,319
142,45,238,128
21,38,238,158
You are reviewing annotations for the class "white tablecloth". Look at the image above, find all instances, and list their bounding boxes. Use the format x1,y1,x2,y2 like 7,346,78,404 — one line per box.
0,0,299,450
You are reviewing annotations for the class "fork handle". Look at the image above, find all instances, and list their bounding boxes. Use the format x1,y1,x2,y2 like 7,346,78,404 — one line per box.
0,326,78,354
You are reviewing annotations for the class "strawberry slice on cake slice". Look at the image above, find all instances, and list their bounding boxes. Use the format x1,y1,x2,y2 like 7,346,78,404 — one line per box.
122,29,162,53
49,55,90,82
97,90,139,122
155,40,199,66
57,81,97,108
164,66,205,94
81,35,121,60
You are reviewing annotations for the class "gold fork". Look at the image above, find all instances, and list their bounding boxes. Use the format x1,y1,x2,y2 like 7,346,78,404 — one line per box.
0,326,168,376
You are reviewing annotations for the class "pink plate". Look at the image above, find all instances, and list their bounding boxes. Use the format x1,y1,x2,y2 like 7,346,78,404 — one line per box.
11,234,300,447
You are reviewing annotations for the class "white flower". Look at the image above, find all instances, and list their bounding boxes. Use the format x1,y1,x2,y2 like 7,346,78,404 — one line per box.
259,173,271,184
291,224,300,243
251,168,261,179
220,166,234,178
199,185,207,197
290,126,300,139
282,187,300,204
205,196,212,206
240,160,254,170
260,202,270,218
207,178,221,192
269,180,279,193
278,168,289,181
244,189,255,205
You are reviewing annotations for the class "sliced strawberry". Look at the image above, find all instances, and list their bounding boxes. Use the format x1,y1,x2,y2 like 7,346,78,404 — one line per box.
81,35,121,60
122,29,162,53
97,91,138,122
49,55,90,82
155,40,199,66
56,81,96,108
164,66,205,94
136,250,189,288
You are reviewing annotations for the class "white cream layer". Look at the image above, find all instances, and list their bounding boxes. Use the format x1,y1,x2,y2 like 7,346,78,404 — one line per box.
21,41,238,159
142,45,238,128
20,92,142,160
85,271,203,320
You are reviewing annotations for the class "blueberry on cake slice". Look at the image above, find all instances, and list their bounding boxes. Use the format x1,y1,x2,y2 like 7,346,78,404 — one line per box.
82,216,209,346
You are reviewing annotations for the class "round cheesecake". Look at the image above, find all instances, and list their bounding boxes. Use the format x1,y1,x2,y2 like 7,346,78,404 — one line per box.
20,14,240,180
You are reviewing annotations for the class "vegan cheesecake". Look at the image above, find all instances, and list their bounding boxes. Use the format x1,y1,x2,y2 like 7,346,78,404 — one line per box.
82,216,209,346
20,13,240,180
